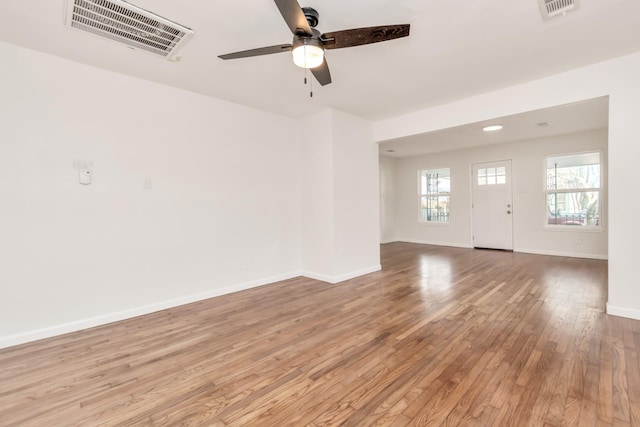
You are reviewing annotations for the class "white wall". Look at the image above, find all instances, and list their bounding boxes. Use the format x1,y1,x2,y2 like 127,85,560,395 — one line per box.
301,110,381,282
331,111,380,279
374,51,640,320
387,129,608,259
379,155,396,243
300,110,335,277
0,42,302,347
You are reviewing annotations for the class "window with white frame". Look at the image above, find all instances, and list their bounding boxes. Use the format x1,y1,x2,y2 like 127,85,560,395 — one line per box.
419,168,450,223
477,166,506,186
546,152,601,227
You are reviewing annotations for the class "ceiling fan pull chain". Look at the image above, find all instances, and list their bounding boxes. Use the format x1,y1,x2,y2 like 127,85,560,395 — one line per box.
303,67,313,97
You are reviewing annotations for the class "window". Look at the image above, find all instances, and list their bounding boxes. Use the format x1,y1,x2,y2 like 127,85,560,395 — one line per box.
477,166,506,186
546,152,601,227
419,168,450,223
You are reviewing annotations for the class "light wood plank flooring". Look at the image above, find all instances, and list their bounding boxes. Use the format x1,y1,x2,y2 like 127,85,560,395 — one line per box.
1,243,638,426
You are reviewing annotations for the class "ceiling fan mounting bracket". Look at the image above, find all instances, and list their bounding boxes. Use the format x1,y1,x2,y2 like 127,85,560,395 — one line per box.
294,28,321,42
319,35,335,44
292,30,322,48
302,7,319,28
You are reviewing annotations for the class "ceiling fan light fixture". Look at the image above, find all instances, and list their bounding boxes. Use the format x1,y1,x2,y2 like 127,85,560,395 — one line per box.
292,40,324,69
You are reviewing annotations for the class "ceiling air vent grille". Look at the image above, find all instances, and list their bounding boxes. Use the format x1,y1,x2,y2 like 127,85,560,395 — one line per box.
66,0,194,60
539,0,579,19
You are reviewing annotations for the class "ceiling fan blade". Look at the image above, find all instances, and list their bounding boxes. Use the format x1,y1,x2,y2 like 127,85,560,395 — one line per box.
311,59,332,86
274,0,313,36
218,44,292,60
321,24,410,50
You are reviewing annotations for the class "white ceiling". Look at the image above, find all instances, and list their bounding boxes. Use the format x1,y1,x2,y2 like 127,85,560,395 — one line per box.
379,96,609,157
1,0,639,122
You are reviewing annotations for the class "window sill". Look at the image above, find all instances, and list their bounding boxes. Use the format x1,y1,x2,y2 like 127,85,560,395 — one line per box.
418,221,451,227
543,225,605,232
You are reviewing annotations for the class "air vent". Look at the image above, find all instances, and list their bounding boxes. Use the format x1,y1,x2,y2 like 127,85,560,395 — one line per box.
66,0,194,60
539,0,579,19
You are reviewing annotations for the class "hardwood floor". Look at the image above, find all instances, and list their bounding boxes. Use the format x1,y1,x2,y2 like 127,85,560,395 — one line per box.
1,243,638,426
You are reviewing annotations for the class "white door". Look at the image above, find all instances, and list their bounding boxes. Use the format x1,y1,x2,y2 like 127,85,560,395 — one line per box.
472,160,513,250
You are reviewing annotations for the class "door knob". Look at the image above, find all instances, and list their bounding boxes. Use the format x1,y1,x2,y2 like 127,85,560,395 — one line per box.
507,210,512,214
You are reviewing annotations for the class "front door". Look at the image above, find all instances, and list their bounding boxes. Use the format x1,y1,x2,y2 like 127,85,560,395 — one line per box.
472,160,513,250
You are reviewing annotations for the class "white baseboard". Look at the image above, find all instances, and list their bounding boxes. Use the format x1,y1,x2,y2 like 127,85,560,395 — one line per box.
390,241,607,260
302,264,382,284
396,238,473,249
0,264,385,349
515,247,608,260
0,271,302,350
606,303,640,320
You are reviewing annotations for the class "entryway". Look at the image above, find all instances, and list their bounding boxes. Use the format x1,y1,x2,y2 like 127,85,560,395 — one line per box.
471,160,513,250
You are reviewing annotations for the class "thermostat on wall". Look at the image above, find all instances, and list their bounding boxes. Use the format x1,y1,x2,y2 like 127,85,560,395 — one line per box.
79,169,92,185
73,159,94,185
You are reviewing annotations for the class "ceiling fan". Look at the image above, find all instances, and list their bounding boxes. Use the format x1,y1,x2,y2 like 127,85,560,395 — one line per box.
218,0,410,86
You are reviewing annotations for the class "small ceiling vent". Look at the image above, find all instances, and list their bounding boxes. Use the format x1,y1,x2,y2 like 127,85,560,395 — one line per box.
66,0,194,60
539,0,579,20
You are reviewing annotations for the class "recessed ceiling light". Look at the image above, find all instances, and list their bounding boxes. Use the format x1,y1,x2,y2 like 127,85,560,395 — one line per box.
482,125,503,132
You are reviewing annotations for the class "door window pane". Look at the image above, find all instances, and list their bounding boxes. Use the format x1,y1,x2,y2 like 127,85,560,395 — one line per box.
478,166,506,185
